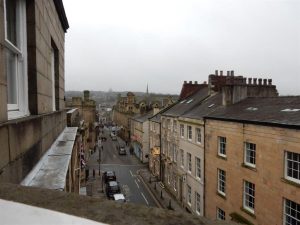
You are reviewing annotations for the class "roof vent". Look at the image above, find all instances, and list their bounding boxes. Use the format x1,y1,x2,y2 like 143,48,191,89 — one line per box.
246,107,258,111
281,109,300,112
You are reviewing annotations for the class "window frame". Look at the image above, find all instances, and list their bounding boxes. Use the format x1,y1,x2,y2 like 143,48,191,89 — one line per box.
187,185,192,205
196,128,201,144
187,125,192,140
243,180,255,214
217,208,226,220
218,136,227,158
217,169,226,196
180,149,184,168
285,151,300,184
180,124,184,138
195,192,201,215
244,142,256,168
284,198,300,225
195,157,201,179
187,152,192,173
4,0,29,119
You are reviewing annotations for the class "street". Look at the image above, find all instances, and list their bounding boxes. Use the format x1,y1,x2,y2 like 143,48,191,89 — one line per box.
87,127,158,207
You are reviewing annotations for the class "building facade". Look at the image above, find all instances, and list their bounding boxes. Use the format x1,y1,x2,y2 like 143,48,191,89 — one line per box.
204,97,300,225
0,0,70,184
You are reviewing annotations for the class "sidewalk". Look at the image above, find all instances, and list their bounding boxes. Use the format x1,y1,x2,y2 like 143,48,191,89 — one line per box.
138,168,185,213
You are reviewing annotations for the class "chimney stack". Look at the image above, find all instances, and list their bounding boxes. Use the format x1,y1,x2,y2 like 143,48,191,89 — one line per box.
215,70,218,76
227,71,230,76
189,81,192,84
231,70,234,76
268,79,272,85
263,79,267,85
184,81,187,84
248,78,252,85
194,81,198,84
258,78,262,85
253,78,257,85
220,70,223,76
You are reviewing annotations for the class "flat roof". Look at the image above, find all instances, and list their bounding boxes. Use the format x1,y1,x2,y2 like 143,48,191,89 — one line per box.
21,127,78,190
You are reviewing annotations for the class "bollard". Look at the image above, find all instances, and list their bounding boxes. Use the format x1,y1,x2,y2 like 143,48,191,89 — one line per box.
168,199,172,210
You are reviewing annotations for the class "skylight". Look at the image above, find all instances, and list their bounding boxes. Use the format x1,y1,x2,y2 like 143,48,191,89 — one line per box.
246,107,258,111
186,99,193,104
281,109,300,112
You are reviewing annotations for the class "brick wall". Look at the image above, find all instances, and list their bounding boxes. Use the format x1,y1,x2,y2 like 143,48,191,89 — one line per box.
205,119,300,224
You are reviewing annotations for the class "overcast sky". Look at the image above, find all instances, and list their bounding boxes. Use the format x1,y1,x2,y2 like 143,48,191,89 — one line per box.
63,0,300,95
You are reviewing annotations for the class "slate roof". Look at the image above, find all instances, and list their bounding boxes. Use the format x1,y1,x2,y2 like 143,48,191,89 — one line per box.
182,93,223,119
132,111,153,123
205,96,300,128
162,87,209,117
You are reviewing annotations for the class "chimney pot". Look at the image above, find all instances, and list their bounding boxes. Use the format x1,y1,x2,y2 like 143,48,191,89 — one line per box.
231,70,234,76
227,71,230,76
253,78,257,85
243,78,247,84
189,81,192,84
203,81,207,84
194,81,198,84
248,78,252,85
258,78,262,85
220,70,223,76
263,79,267,85
215,70,218,76
268,79,272,85
184,81,187,84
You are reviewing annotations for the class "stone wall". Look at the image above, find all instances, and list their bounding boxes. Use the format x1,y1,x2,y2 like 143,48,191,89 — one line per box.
205,119,300,224
0,111,66,183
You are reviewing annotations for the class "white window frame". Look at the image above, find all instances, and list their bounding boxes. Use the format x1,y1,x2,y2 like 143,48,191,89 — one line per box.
195,192,201,215
217,208,226,220
187,152,192,173
217,169,226,196
196,157,201,179
196,128,201,144
180,124,184,138
4,0,29,119
187,185,192,205
243,180,255,214
187,125,192,140
244,142,256,168
180,149,184,168
285,151,300,184
218,136,226,157
284,198,300,225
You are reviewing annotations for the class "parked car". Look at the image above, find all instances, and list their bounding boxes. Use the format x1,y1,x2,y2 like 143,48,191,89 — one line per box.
118,145,126,155
113,193,126,202
106,181,121,199
103,171,116,183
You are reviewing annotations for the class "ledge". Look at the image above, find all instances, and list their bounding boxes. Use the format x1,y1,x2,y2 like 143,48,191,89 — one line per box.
216,155,227,161
241,163,257,172
216,191,226,200
281,177,300,188
0,183,237,225
240,207,256,219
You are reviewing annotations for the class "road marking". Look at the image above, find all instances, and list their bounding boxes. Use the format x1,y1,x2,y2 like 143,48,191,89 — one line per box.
135,179,140,189
141,192,149,205
129,170,133,177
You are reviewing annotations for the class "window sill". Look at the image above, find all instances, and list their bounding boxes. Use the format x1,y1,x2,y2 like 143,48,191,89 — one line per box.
241,163,257,172
281,177,300,188
8,111,29,120
217,191,226,200
216,155,227,160
240,207,256,219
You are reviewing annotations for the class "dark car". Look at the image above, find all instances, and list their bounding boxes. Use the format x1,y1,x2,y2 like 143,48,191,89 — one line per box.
103,171,116,183
118,145,126,155
106,181,121,199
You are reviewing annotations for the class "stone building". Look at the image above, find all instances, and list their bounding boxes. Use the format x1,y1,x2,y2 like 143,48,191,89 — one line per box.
0,0,72,187
66,90,97,158
204,97,300,225
160,71,279,217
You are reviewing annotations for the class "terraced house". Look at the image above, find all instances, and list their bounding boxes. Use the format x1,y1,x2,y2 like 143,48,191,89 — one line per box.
205,97,300,225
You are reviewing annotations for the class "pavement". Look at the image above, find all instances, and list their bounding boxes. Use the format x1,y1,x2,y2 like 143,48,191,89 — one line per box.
137,168,186,213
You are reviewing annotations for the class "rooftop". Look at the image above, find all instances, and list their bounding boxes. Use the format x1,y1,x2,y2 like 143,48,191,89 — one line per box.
205,96,300,128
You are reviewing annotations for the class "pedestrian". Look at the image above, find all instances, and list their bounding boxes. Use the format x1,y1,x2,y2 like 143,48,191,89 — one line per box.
125,140,128,146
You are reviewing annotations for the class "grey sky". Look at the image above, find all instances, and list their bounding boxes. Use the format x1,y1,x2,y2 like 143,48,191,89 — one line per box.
63,0,300,95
